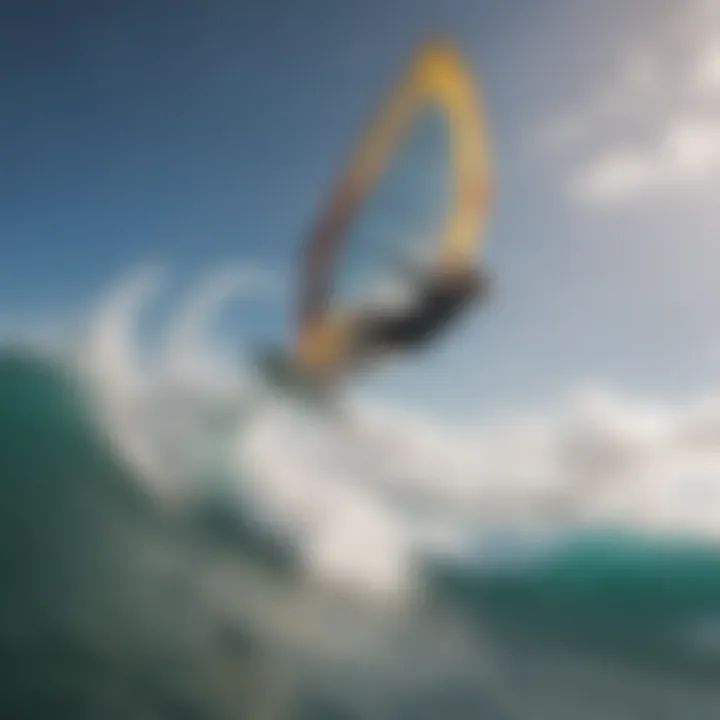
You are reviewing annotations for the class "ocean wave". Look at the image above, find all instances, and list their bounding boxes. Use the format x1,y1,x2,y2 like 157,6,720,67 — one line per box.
6,267,720,717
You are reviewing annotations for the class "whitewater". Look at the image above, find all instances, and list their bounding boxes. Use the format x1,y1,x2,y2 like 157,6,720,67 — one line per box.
5,264,720,718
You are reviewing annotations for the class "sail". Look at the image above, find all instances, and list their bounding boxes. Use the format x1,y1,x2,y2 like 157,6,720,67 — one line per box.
297,39,492,374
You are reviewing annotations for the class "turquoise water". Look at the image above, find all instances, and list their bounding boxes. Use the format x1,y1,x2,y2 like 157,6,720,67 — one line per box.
4,350,720,718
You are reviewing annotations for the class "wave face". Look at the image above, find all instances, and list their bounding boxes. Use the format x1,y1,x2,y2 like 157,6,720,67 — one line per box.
5,267,720,718
0,352,506,719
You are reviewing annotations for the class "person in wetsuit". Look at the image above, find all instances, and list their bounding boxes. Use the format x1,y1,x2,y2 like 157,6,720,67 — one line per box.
349,264,491,363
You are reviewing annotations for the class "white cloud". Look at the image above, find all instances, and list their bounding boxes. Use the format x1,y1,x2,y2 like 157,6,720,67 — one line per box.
692,42,720,94
542,2,720,206
665,118,720,175
538,48,664,156
574,117,720,203
574,149,658,203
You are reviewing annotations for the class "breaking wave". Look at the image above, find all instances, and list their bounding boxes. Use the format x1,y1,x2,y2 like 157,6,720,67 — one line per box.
5,266,720,718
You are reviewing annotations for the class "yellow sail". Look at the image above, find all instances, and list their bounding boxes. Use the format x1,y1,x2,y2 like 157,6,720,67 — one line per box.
297,38,493,376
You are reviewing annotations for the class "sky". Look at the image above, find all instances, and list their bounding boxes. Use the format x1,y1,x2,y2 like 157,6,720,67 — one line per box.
3,0,720,420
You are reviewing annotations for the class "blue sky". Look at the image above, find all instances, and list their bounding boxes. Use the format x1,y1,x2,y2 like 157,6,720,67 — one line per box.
5,0,720,420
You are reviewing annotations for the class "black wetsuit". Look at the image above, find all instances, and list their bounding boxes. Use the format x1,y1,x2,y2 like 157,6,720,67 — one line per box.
357,272,484,351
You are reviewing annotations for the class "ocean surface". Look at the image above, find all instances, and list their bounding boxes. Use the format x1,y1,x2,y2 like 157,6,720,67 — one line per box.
0,269,717,719
4,347,720,720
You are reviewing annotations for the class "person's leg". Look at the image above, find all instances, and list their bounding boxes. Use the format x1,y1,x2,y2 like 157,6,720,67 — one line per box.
356,312,428,348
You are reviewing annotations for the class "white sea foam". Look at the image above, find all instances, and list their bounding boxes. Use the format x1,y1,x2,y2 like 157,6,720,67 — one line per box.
10,264,720,602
